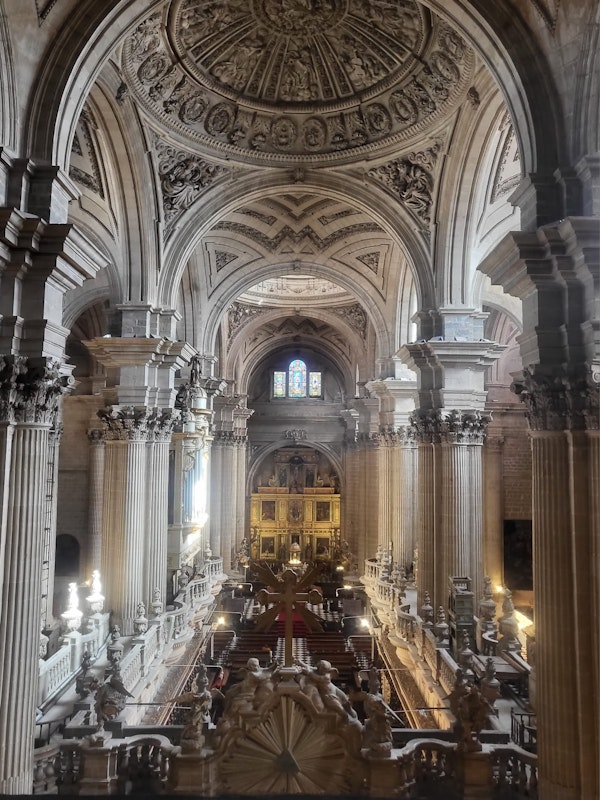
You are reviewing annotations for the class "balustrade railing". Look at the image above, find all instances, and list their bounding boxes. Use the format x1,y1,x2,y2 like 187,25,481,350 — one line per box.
491,744,538,797
37,564,224,714
35,735,537,798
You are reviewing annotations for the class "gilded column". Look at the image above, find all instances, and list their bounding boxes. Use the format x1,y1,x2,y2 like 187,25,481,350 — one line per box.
99,407,149,634
0,358,68,794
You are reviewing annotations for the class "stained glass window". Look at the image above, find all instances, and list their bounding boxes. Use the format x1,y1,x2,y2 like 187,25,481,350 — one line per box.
273,362,322,398
273,371,286,397
308,371,321,396
288,359,307,397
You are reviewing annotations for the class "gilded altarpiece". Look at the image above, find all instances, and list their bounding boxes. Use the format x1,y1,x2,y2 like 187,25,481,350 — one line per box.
249,448,340,562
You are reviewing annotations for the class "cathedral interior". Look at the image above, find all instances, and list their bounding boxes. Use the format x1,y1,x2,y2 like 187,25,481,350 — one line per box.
0,0,599,798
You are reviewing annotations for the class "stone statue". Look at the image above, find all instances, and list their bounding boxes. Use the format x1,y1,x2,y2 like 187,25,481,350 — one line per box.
169,665,214,751
296,659,358,721
224,657,277,714
454,684,492,752
94,665,133,730
363,691,393,757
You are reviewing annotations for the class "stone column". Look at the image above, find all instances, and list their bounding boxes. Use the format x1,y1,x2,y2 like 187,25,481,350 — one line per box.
99,408,150,634
480,217,600,799
144,412,176,606
409,411,442,610
86,428,105,579
398,428,417,573
235,438,248,553
483,435,504,590
209,436,224,560
440,411,489,606
217,433,238,573
40,422,62,628
377,432,393,553
0,359,68,793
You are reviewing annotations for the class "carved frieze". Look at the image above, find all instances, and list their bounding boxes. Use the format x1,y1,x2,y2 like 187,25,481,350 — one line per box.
329,304,368,339
0,356,71,426
153,136,226,231
228,302,266,340
213,220,382,253
368,142,441,225
120,6,473,163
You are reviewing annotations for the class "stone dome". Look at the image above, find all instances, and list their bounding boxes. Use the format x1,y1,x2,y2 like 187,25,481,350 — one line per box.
122,0,473,163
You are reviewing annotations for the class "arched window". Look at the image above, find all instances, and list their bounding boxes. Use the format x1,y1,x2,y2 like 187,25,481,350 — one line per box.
272,359,322,398
288,359,307,397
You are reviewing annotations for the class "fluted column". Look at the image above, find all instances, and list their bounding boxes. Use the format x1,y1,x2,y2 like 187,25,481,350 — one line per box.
144,413,175,605
589,428,600,790
398,429,417,572
364,436,380,557
483,435,504,589
40,422,62,628
532,430,579,798
377,433,392,552
480,217,600,799
99,408,149,634
215,433,239,573
410,411,442,610
209,437,224,559
235,438,247,554
86,428,105,579
0,358,68,794
440,411,488,606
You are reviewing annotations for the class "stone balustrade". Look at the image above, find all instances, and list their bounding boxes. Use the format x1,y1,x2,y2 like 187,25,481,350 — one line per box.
38,613,110,706
32,734,537,798
37,561,224,711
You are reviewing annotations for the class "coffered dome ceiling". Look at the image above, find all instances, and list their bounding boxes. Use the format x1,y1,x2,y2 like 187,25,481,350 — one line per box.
121,0,474,163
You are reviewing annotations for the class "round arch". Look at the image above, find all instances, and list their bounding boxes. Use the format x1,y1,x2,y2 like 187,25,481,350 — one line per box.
159,171,434,313
246,442,345,499
230,326,361,399
209,260,389,370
